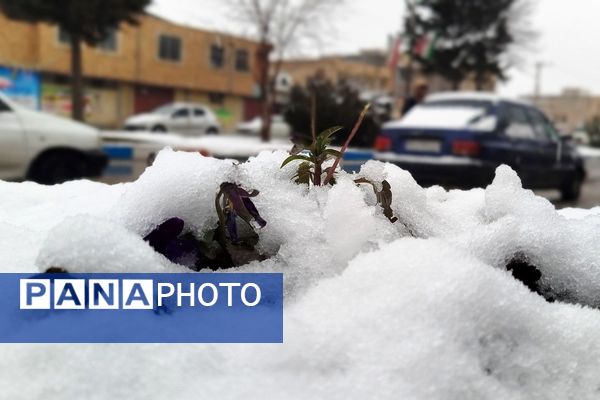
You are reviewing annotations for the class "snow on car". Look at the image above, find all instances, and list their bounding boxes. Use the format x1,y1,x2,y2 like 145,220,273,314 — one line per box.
375,92,586,200
2,149,600,398
123,102,221,135
0,92,107,184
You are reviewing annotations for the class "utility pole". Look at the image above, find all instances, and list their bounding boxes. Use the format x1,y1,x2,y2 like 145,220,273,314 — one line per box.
533,61,545,105
404,0,417,98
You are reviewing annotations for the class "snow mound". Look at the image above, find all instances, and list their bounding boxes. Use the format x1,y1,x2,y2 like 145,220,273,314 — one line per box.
2,149,600,398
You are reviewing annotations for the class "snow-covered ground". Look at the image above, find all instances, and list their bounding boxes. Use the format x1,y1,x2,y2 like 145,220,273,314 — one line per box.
2,149,600,399
102,131,293,158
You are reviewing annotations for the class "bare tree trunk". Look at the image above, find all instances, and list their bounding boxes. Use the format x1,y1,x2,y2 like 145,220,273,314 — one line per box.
70,33,85,121
452,79,460,91
257,42,272,142
475,73,485,91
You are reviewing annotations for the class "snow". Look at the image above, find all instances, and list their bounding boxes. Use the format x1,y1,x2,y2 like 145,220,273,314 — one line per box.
386,104,497,131
102,131,293,158
2,149,600,398
578,145,600,158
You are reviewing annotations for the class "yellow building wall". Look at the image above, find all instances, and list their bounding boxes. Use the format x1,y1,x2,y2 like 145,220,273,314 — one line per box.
0,13,257,96
35,23,137,82
281,58,392,92
0,12,261,128
0,13,38,67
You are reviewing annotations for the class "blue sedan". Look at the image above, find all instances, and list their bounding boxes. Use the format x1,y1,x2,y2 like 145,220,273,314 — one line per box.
374,93,586,200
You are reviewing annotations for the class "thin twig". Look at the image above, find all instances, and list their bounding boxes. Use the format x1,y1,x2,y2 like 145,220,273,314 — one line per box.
310,90,316,142
323,104,370,185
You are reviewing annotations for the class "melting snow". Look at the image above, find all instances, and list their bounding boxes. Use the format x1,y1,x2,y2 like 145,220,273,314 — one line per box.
1,149,600,399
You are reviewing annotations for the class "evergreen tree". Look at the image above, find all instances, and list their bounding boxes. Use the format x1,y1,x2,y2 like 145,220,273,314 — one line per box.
284,77,379,148
406,0,529,90
0,0,150,121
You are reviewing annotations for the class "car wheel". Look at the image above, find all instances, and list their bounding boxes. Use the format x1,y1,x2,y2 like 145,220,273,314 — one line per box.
560,171,583,201
206,126,219,135
151,125,167,133
28,151,88,185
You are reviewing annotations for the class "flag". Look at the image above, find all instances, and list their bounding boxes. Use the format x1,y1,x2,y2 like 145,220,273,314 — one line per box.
388,35,403,70
413,33,438,60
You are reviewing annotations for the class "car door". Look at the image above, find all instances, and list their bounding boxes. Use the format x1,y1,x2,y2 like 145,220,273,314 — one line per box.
498,102,543,187
191,107,208,134
0,97,27,179
169,106,192,134
525,107,563,188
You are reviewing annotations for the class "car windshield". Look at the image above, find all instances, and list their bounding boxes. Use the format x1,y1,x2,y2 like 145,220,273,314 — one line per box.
401,99,497,131
152,104,176,115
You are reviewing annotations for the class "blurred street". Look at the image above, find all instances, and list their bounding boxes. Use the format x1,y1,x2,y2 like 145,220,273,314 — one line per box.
542,157,600,208
96,140,600,209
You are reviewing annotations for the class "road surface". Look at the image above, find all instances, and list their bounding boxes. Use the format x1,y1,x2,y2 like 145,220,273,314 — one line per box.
100,138,600,208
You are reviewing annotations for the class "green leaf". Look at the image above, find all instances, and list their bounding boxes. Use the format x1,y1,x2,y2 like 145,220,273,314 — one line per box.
280,154,313,168
322,148,342,159
294,162,312,185
314,126,342,156
319,126,343,140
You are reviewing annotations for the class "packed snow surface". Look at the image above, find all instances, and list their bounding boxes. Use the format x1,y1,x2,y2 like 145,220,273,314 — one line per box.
1,149,600,399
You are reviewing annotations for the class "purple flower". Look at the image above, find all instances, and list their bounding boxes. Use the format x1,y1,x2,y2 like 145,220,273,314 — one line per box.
217,183,267,241
225,210,239,242
144,217,199,266
242,197,267,228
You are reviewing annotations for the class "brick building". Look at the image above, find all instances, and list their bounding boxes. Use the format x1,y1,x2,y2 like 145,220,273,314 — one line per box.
0,11,262,129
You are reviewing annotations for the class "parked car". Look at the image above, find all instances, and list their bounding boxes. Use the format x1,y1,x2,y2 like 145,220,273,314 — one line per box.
236,115,291,138
124,103,221,135
0,92,107,184
374,92,586,200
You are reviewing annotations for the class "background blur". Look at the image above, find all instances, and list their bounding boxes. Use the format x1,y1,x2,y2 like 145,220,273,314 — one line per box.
1,0,600,207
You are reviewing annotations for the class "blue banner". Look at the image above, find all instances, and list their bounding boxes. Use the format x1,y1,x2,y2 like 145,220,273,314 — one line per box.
0,273,283,343
0,66,41,110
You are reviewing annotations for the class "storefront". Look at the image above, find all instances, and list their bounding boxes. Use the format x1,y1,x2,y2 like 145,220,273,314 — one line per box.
0,66,41,110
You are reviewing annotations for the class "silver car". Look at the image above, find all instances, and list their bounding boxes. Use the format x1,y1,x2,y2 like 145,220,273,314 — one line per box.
124,102,221,135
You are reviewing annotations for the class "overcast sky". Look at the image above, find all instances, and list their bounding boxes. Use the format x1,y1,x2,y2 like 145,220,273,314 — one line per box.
151,0,600,98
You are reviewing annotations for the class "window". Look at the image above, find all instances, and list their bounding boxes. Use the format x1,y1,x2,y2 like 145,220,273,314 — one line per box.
172,108,190,118
210,44,225,68
58,26,118,52
502,104,536,140
208,92,225,105
194,108,205,116
527,108,560,141
97,28,118,52
235,49,249,71
57,26,70,45
159,35,182,62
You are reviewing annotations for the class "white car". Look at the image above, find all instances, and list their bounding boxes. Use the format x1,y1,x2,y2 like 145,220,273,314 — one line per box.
0,92,107,184
124,103,221,135
236,115,291,138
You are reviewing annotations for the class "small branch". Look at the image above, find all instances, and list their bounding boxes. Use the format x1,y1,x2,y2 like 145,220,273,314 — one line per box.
310,91,316,142
323,104,370,185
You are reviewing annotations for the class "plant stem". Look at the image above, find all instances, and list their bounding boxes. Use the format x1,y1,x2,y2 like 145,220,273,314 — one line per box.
314,160,322,186
323,104,370,185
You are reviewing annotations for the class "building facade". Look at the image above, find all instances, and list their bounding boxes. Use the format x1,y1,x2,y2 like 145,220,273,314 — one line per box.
524,88,600,134
280,51,496,118
280,55,392,94
0,12,262,129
